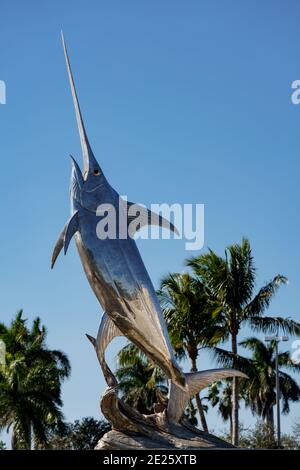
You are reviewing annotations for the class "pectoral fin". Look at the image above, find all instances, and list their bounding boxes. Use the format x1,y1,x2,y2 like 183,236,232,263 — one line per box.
51,226,67,269
127,201,179,236
63,211,79,254
51,211,79,269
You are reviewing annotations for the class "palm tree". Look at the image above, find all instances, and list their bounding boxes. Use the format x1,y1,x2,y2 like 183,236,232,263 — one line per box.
116,343,168,414
187,238,300,445
214,337,300,437
0,312,70,449
207,380,234,436
158,273,226,432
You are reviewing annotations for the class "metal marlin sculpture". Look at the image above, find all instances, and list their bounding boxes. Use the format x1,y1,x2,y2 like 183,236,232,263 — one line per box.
52,33,246,423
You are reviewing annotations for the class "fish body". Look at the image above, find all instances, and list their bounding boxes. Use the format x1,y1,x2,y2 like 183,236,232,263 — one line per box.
52,33,247,421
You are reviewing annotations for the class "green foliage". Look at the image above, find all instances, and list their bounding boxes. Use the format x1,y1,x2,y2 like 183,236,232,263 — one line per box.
158,273,226,357
116,343,168,414
184,400,198,426
213,338,300,426
0,311,71,449
239,423,277,449
187,238,299,445
293,420,300,441
158,272,225,432
0,440,6,450
207,380,234,424
219,421,300,449
116,343,200,424
186,238,294,343
47,417,111,450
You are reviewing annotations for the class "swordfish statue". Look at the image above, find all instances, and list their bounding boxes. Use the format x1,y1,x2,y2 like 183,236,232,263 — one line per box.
52,33,246,424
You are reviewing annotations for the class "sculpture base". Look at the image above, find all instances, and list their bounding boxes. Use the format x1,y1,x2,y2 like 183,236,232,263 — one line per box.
95,387,233,450
96,428,233,450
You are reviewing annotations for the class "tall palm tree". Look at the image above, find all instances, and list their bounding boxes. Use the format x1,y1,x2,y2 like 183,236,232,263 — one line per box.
216,337,300,430
116,343,168,414
0,312,70,449
187,238,300,445
0,311,70,372
158,272,226,432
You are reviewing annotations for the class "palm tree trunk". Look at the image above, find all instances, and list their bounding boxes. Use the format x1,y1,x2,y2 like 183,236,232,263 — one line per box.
231,331,239,446
190,356,209,433
264,407,275,431
229,412,233,438
29,424,32,450
195,393,209,433
11,427,17,450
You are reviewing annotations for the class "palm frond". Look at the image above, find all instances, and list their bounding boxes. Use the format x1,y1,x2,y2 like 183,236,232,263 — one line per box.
244,275,288,318
247,316,300,336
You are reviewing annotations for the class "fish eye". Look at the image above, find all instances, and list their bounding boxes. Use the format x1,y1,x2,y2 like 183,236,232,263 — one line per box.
93,169,100,176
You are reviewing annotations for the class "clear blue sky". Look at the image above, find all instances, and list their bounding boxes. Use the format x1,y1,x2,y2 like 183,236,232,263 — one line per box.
1,0,300,445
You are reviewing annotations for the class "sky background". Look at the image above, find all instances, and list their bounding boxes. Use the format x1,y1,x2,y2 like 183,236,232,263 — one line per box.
1,0,300,446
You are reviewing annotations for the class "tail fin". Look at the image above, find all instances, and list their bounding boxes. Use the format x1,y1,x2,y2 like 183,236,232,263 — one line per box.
167,368,247,423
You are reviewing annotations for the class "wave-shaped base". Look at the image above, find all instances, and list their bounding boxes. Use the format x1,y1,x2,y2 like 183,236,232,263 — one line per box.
95,387,234,450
